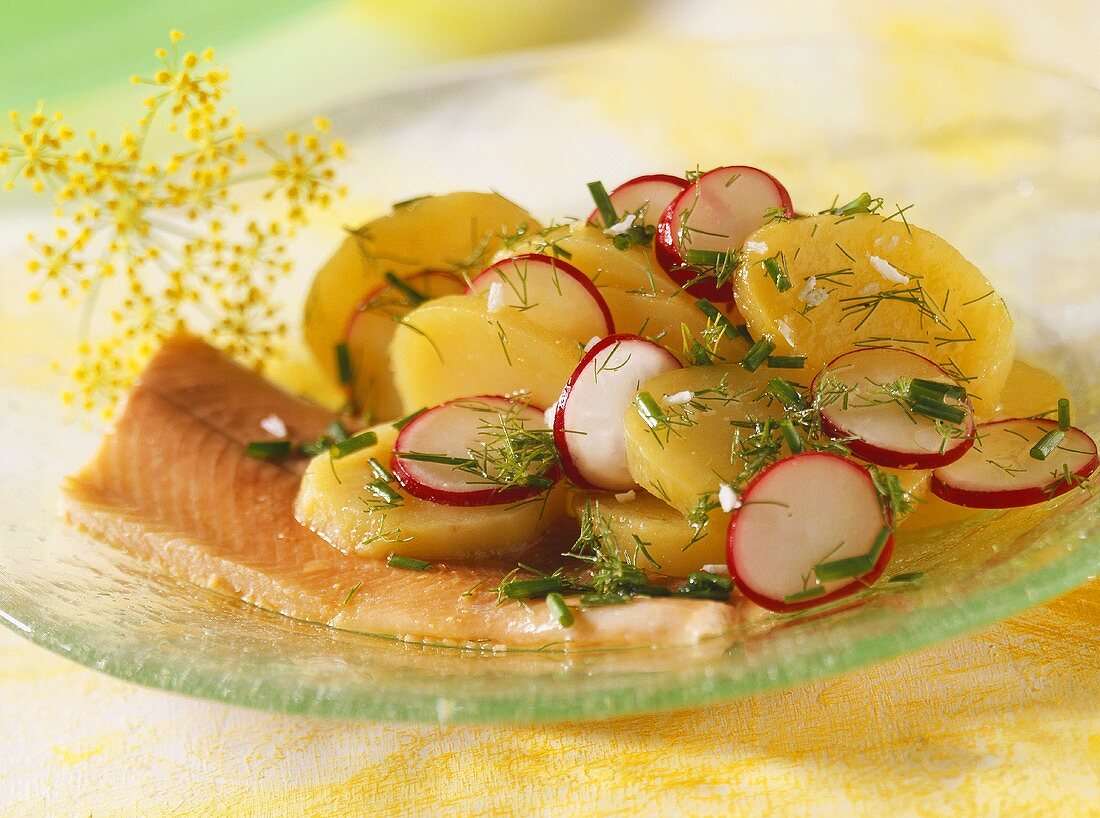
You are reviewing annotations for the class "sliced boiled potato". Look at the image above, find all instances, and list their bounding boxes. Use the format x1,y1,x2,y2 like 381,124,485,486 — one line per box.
735,214,1015,415
390,295,580,412
624,364,780,514
501,222,678,293
304,192,537,386
295,423,564,560
568,491,728,578
598,287,750,362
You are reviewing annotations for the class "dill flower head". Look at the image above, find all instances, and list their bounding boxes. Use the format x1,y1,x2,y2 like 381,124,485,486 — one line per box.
0,30,347,418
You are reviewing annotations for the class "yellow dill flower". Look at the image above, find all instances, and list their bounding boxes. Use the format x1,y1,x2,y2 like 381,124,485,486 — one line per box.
1,30,348,418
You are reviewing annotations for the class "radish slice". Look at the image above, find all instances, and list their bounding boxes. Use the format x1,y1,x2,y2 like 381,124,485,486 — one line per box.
728,452,894,612
467,254,614,342
392,395,558,507
586,174,688,228
931,418,1098,508
655,165,792,300
553,334,682,491
814,348,976,469
344,269,465,409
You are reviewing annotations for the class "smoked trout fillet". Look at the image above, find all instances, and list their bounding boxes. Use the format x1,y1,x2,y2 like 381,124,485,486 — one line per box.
61,336,736,648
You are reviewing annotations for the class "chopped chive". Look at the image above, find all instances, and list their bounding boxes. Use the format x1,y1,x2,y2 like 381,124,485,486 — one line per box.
888,571,924,584
330,430,378,459
326,420,350,443
674,571,733,601
813,526,891,582
395,451,477,468
1057,398,1071,431
733,323,754,344
910,397,966,424
392,407,428,430
766,355,806,369
245,439,293,459
502,576,567,600
383,271,427,306
684,249,733,266
546,592,574,627
386,553,433,571
365,480,402,505
783,586,826,603
635,391,667,429
587,180,618,229
368,457,396,483
740,337,776,372
779,418,804,453
1029,429,1065,461
766,377,805,411
334,342,353,385
908,378,966,403
763,255,791,292
342,581,363,606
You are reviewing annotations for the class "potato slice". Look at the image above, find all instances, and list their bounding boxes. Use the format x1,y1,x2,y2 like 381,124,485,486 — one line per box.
598,287,749,362
390,295,580,412
295,423,564,560
735,214,1015,415
304,192,537,386
568,491,728,578
501,222,678,293
624,364,779,515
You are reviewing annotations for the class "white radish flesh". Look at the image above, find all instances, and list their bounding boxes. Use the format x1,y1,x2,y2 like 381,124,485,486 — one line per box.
656,165,792,300
815,348,976,469
344,269,465,417
554,334,682,491
392,396,555,506
727,452,893,612
931,418,1098,508
467,254,614,343
587,174,688,228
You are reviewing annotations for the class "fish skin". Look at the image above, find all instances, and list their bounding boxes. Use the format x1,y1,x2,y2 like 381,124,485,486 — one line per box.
62,336,737,648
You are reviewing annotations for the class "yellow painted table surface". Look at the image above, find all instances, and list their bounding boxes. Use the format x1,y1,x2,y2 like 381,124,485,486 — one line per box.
2,581,1097,816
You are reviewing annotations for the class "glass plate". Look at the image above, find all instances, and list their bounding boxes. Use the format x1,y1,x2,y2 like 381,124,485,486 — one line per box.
1,40,1098,724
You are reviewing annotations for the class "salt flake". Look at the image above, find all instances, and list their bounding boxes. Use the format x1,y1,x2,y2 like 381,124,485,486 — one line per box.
869,255,909,285
259,414,287,438
718,483,741,513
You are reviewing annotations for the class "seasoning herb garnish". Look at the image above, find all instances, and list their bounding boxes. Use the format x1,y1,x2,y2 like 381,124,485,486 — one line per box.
545,592,575,628
762,253,792,292
335,342,353,385
587,180,618,229
674,571,733,601
740,337,776,372
245,439,293,459
812,526,890,582
330,430,378,459
1029,429,1065,461
393,407,428,431
1057,398,1071,431
386,553,433,571
383,271,427,306
765,355,806,369
783,586,826,604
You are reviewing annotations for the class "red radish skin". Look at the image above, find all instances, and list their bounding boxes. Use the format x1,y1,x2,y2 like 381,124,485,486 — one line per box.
466,254,614,341
656,165,792,301
553,334,682,491
727,452,894,613
392,395,557,507
586,174,689,228
814,348,976,470
931,418,1098,509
